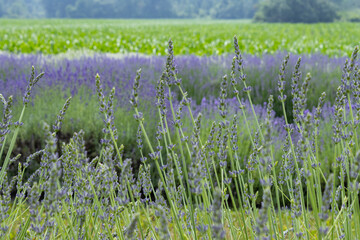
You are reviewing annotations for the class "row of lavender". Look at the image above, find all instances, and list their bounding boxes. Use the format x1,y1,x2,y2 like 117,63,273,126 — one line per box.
0,51,348,107
0,51,346,172
1,38,359,238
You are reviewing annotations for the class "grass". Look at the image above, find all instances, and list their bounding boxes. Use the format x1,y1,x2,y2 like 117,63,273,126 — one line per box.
1,38,360,239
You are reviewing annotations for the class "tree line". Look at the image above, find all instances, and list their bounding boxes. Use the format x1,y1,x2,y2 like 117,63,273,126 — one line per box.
0,0,261,19
0,0,359,22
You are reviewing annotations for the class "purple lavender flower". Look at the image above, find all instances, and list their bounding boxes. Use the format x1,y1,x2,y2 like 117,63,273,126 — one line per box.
277,54,290,102
23,66,44,106
124,214,139,240
218,75,228,119
53,96,72,133
0,95,13,149
0,172,16,237
210,188,225,239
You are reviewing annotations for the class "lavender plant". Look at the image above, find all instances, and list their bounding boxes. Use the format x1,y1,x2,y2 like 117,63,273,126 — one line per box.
1,40,360,240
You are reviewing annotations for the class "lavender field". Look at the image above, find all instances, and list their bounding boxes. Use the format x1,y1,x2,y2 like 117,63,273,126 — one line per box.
1,32,360,239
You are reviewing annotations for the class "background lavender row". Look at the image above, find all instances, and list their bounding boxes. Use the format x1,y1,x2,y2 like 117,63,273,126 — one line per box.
0,52,350,118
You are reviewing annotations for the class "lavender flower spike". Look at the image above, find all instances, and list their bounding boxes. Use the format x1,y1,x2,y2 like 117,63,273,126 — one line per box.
130,69,142,108
53,97,72,133
0,95,13,149
23,66,44,106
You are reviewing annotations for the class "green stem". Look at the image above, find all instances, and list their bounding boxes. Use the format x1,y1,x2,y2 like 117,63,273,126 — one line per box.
0,106,26,186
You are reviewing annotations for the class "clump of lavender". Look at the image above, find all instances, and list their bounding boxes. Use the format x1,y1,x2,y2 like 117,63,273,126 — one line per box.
0,172,16,237
0,66,44,187
28,183,45,236
0,94,12,149
156,206,171,240
255,186,271,240
124,214,139,240
96,74,118,146
211,188,225,240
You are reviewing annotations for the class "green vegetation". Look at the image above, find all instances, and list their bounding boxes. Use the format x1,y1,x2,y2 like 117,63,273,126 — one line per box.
0,19,360,56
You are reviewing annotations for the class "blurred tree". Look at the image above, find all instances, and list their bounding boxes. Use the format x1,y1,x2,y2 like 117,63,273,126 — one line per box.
172,0,261,19
212,0,245,19
136,0,174,18
24,0,45,18
331,0,360,9
172,0,197,18
1,0,29,18
0,0,3,17
254,0,339,23
7,0,353,20
42,0,74,18
55,0,174,18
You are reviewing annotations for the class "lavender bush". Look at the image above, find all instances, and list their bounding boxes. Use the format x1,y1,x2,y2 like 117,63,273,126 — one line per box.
1,38,360,239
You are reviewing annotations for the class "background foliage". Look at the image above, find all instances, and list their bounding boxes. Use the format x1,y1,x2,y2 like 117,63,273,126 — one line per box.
0,0,359,20
0,0,261,19
254,0,339,23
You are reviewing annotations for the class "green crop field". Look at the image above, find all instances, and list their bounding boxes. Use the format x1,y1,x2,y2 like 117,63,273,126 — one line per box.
0,19,359,56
